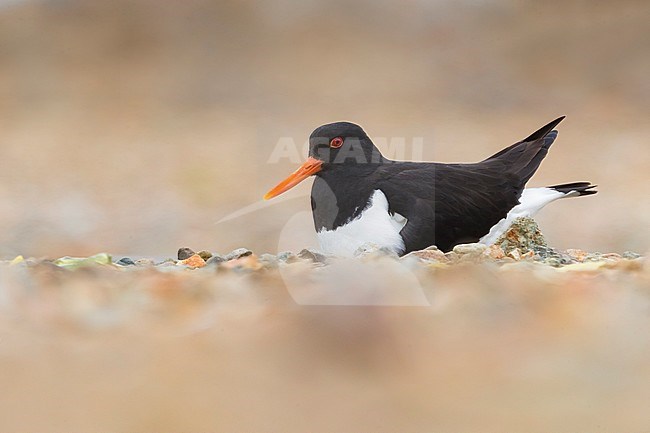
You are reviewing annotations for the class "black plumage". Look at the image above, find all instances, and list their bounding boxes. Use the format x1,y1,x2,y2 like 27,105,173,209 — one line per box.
306,117,594,253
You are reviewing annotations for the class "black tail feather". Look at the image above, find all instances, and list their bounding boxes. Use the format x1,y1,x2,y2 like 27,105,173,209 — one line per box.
488,116,567,186
521,116,565,143
513,132,557,184
548,182,598,196
485,116,565,161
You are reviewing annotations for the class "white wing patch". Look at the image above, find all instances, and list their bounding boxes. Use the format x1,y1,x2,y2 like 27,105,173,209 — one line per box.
317,190,406,257
479,187,572,245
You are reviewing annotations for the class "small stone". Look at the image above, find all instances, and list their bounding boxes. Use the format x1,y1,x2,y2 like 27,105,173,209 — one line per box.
521,250,535,260
53,253,113,269
604,258,643,271
177,247,195,260
559,254,576,265
224,248,253,261
496,217,547,254
156,259,177,267
622,251,642,259
444,251,460,263
534,245,559,260
453,243,488,255
600,253,622,261
222,254,262,271
259,253,279,269
206,255,226,266
180,254,206,268
508,248,521,261
584,253,603,262
277,251,299,263
197,250,213,261
116,257,135,266
566,249,588,262
557,261,607,272
298,248,329,263
544,257,562,267
484,245,505,260
401,249,448,263
135,258,155,267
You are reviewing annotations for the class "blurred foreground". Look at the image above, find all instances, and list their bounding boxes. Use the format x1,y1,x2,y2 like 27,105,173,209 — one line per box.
1,248,648,432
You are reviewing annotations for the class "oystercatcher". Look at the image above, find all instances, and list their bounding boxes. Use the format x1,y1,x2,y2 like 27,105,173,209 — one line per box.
264,117,596,256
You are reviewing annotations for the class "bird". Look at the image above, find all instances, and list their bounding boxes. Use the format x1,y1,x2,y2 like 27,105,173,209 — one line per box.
264,117,596,256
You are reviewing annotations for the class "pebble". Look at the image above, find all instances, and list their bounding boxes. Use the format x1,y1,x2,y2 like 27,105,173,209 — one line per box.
197,250,213,261
221,254,262,271
206,255,226,266
156,259,178,267
116,257,135,266
53,253,113,269
451,244,489,264
135,258,155,267
508,248,521,261
298,248,329,263
180,254,206,269
521,250,535,260
259,253,279,269
224,248,253,261
534,245,560,260
496,217,548,253
177,247,195,261
453,243,488,256
444,251,460,263
566,248,588,262
277,251,299,263
545,257,562,267
402,249,448,263
600,253,622,261
484,245,505,259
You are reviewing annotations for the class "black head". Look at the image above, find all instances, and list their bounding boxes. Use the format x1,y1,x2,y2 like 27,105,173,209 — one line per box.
308,122,385,168
264,121,384,200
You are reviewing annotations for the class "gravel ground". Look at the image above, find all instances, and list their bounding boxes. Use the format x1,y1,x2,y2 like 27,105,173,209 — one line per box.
0,219,648,433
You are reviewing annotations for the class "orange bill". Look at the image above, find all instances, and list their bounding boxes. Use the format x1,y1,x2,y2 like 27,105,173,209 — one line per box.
264,157,323,200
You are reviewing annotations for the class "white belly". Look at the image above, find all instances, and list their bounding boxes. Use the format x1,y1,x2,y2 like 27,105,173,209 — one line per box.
317,190,406,257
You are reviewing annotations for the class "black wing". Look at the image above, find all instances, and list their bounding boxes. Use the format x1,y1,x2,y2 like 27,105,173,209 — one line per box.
375,117,565,252
376,162,520,252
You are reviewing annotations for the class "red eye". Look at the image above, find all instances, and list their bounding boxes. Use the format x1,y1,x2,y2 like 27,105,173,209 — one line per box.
330,137,343,148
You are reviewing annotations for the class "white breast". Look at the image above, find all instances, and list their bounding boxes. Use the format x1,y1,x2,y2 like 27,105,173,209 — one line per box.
317,190,407,257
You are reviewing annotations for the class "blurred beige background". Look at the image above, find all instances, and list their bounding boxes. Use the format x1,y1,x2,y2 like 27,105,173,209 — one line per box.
0,0,648,258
